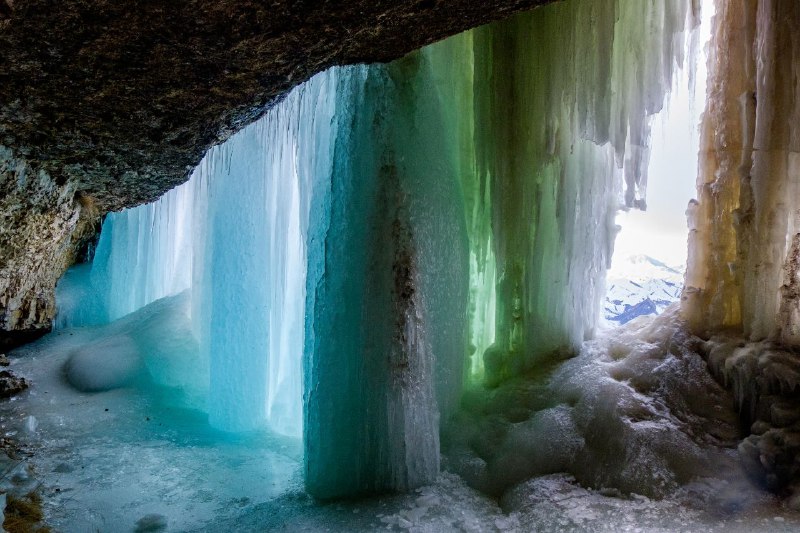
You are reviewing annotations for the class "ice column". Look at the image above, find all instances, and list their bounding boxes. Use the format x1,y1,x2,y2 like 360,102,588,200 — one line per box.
303,62,469,498
683,0,800,344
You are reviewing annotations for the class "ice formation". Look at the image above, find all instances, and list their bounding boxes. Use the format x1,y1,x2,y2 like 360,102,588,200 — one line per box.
54,87,321,436
683,0,800,344
55,0,697,499
445,307,742,499
698,334,800,496
305,0,696,496
10,305,800,530
446,0,697,384
676,1,800,496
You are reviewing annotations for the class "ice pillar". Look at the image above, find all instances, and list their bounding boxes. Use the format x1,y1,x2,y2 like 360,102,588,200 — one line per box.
683,0,800,344
199,130,272,432
303,61,469,498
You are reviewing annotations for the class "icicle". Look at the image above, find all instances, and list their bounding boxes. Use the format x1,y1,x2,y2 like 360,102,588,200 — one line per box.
424,0,696,384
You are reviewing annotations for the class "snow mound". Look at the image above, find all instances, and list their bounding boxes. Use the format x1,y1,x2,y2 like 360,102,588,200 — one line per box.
65,334,144,392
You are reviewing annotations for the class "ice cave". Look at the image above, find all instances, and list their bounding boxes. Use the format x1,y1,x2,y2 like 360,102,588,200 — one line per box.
1,0,800,531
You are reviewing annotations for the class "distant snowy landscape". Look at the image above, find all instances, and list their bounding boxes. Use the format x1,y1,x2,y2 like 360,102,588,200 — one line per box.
604,254,684,324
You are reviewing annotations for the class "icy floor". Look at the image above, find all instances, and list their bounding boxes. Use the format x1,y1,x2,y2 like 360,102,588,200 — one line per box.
2,326,302,532
3,312,800,531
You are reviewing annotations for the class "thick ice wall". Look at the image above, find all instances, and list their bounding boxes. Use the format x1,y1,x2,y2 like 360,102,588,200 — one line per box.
192,79,330,433
684,0,800,343
55,180,197,328
430,0,697,383
54,78,328,436
57,60,467,495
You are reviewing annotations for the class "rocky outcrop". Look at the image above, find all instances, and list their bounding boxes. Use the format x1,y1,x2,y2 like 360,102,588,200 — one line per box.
0,146,96,349
0,369,28,398
0,0,554,342
0,0,554,208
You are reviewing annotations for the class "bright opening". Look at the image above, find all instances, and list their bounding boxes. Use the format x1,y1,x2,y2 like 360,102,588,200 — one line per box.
603,2,714,327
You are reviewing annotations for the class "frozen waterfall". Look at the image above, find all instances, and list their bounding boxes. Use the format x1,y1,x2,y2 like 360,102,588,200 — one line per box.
55,0,697,499
53,76,336,437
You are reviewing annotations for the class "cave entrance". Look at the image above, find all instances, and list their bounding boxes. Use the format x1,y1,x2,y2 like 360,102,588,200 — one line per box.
602,3,713,329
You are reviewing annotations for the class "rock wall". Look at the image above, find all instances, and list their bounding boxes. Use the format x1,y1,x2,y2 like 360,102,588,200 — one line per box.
0,0,553,210
0,146,96,349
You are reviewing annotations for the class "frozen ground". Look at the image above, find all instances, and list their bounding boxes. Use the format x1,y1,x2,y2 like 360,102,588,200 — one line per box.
1,315,301,532
3,304,800,531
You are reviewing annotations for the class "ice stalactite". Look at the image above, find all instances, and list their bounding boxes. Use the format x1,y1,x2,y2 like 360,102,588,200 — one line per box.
683,0,800,343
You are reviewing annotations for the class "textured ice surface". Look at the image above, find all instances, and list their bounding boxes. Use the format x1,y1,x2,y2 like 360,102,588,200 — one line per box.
683,0,800,343
3,322,301,532
54,78,326,436
702,335,800,498
4,314,800,531
301,64,460,497
447,0,698,383
445,308,744,498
